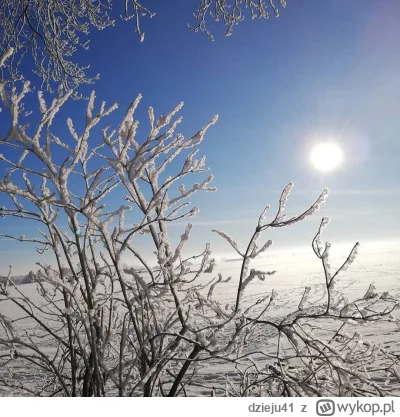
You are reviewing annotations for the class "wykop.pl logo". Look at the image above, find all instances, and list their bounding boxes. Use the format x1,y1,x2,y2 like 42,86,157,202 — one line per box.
316,400,335,416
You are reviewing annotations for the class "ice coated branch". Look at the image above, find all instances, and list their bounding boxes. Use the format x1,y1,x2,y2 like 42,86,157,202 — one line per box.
0,1,289,91
190,0,287,40
1,57,399,397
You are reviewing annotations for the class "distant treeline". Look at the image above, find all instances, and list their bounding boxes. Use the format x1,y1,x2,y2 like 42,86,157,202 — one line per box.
0,271,42,286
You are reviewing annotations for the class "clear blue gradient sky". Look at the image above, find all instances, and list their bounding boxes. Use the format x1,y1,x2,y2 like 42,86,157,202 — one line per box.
1,1,399,274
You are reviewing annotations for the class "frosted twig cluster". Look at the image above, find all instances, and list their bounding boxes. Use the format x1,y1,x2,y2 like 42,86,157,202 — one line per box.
190,0,287,40
0,1,288,92
0,50,399,397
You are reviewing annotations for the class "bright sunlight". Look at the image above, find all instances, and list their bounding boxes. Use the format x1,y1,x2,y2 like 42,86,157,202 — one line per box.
310,142,344,172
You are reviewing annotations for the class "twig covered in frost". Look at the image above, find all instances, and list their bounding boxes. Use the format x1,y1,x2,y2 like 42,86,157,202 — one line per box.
0,1,289,92
0,50,398,397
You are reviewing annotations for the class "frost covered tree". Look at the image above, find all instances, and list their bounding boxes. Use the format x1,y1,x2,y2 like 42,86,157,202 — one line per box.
0,49,399,397
0,0,288,92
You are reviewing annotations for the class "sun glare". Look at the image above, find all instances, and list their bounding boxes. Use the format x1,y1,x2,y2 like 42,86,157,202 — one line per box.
310,142,343,172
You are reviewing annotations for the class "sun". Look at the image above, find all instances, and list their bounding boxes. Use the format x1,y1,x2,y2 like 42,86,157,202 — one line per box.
310,142,343,172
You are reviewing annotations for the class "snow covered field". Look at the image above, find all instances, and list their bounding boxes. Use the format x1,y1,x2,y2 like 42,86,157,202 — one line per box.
193,242,400,395
1,241,399,396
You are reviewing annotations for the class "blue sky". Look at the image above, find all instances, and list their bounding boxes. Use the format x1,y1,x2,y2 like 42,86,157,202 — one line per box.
1,0,399,274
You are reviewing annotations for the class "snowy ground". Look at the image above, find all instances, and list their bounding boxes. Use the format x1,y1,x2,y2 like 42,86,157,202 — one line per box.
193,242,400,395
1,242,399,396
